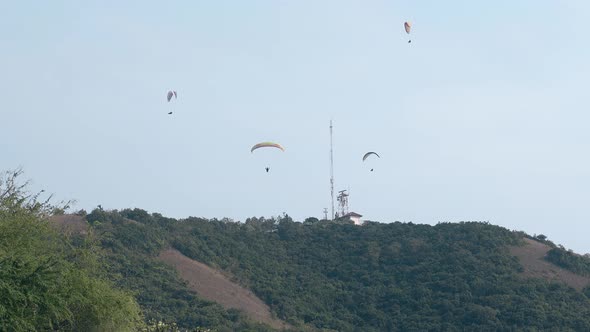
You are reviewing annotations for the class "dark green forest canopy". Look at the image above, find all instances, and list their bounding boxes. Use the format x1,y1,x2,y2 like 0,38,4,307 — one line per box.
87,208,590,332
546,246,590,277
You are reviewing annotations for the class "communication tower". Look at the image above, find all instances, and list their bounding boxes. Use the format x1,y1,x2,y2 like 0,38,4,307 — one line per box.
337,190,349,218
330,120,335,220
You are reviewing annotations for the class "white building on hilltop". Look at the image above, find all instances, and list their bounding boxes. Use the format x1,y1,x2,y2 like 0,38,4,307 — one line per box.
335,190,363,225
339,212,363,225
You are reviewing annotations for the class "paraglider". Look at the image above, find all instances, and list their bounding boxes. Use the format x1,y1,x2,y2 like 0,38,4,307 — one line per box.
250,142,285,153
166,90,177,115
404,22,412,43
251,142,284,173
167,90,177,102
362,152,380,161
363,152,380,172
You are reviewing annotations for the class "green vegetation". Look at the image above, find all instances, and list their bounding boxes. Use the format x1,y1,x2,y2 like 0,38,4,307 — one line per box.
167,218,590,331
86,208,276,332
546,246,590,277
85,208,590,331
0,170,142,331
4,168,590,331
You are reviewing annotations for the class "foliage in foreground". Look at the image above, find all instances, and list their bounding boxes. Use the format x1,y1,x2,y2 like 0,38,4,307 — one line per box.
0,170,143,331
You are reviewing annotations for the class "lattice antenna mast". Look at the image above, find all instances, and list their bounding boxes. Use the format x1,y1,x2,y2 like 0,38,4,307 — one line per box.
337,190,349,217
330,120,335,220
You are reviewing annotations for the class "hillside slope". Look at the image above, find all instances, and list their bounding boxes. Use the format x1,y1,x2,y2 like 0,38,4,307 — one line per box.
158,248,289,330
510,238,590,291
77,209,590,331
80,209,279,331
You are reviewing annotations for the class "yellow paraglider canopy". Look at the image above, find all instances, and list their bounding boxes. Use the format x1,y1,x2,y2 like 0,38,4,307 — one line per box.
250,142,285,153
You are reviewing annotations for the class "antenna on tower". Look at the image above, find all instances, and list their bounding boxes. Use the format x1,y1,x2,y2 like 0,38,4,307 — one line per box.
323,208,328,221
330,120,335,220
337,190,349,218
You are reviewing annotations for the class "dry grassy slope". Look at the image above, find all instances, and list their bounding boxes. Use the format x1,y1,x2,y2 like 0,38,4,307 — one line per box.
158,248,290,330
510,238,590,291
48,214,89,235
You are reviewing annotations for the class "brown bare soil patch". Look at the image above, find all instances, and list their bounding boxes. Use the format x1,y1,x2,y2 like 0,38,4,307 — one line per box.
158,248,290,330
48,214,89,235
510,238,590,291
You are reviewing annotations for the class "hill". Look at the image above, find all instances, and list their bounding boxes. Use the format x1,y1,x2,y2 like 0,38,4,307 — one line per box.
70,208,590,331
510,237,590,291
158,248,289,330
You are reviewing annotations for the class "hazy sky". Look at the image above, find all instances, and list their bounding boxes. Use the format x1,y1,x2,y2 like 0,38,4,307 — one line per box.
2,1,589,253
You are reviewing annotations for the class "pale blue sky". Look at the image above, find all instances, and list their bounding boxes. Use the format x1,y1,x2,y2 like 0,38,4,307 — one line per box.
1,1,589,253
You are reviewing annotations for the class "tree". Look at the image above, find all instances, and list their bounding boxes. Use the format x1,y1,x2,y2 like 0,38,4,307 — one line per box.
304,217,319,224
536,234,547,241
0,169,143,331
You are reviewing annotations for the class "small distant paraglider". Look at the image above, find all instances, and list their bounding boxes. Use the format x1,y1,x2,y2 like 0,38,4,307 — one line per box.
404,22,412,43
167,90,177,115
363,152,380,172
362,152,380,161
251,142,285,153
167,90,177,102
251,142,285,173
